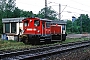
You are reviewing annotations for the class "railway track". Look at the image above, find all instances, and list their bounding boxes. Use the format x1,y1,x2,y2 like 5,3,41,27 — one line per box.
0,41,90,60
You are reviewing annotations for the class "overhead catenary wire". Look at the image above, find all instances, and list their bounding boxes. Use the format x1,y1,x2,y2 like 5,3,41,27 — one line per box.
60,5,67,14
48,0,90,9
68,0,90,8
48,1,90,13
16,1,90,14
66,5,90,13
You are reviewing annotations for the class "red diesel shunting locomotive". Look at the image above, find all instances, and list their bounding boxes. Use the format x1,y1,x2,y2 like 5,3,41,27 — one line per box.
20,17,67,44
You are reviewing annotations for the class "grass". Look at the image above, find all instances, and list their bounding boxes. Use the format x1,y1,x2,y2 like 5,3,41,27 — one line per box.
62,37,90,43
0,40,35,51
0,37,90,51
47,37,90,46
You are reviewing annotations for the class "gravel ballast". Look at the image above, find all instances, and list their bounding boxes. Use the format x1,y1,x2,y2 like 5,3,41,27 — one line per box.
35,46,90,60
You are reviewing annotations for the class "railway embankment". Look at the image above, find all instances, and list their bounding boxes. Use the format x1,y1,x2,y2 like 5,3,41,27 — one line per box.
0,40,90,60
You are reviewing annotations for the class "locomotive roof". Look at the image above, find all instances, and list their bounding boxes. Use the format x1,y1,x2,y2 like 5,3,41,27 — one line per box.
22,18,52,22
2,17,66,25
40,18,52,22
51,20,66,25
40,18,66,24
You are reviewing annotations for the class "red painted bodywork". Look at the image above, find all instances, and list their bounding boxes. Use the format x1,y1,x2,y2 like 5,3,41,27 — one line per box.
50,25,62,34
22,18,62,35
22,18,51,35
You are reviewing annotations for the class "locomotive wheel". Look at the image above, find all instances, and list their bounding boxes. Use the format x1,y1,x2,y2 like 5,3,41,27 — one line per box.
22,36,29,44
24,39,28,44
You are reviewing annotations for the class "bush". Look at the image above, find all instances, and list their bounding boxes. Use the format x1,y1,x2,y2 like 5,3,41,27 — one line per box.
0,34,1,38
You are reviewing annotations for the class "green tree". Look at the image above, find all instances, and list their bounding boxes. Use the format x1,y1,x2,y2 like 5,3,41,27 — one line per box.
0,10,3,33
13,7,20,18
66,20,72,33
72,14,90,33
0,0,7,34
0,0,16,34
75,14,90,33
5,0,16,18
20,10,34,17
37,6,57,20
72,21,80,33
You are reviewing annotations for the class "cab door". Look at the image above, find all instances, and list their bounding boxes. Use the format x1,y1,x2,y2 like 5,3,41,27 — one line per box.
42,21,46,36
23,20,29,34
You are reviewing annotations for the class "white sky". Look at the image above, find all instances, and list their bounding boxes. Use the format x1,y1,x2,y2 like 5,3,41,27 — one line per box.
16,0,90,20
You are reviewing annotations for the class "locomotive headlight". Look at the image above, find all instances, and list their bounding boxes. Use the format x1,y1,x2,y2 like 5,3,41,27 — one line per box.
33,28,36,31
37,30,40,33
30,19,32,22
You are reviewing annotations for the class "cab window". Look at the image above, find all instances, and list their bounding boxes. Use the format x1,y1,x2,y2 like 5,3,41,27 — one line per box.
24,21,28,26
42,21,45,28
46,22,50,28
34,20,40,26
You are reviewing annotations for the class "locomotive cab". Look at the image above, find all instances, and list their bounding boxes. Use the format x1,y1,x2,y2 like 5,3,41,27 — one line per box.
21,18,41,44
21,18,51,44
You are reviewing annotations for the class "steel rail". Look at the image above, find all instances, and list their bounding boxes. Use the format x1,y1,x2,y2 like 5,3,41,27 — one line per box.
0,41,90,60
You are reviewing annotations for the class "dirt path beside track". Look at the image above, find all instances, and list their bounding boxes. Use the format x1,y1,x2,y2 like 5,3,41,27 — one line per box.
66,34,90,38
